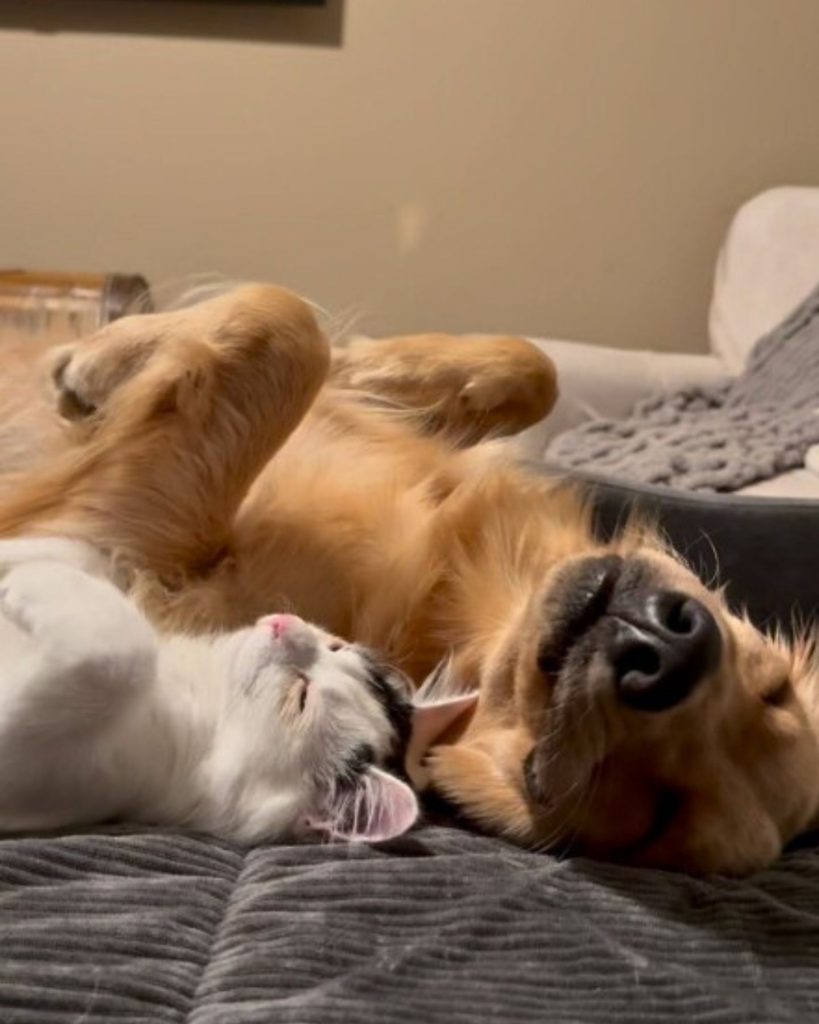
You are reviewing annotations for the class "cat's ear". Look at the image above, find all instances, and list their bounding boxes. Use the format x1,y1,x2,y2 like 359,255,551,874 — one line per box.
313,767,419,843
407,691,479,789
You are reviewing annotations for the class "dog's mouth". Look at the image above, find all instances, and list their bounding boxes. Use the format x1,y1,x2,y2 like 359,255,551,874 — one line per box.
524,555,627,807
537,554,625,679
526,550,723,821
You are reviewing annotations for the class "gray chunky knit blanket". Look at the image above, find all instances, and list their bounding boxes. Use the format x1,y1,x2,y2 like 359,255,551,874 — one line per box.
549,284,819,491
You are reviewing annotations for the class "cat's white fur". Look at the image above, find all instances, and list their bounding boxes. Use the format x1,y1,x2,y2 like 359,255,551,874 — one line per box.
0,537,457,843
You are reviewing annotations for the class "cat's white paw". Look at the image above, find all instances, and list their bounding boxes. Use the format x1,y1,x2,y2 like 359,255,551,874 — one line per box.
0,578,35,633
0,538,108,582
0,562,87,637
0,561,157,695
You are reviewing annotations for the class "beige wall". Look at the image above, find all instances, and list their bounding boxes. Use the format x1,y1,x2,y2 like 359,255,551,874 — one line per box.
1,0,819,351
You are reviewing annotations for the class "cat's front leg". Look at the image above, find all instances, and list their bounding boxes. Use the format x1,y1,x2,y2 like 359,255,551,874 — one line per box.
0,561,158,731
0,537,109,580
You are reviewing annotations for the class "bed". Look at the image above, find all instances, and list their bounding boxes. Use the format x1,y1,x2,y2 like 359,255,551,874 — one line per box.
2,454,818,1023
5,823,819,1023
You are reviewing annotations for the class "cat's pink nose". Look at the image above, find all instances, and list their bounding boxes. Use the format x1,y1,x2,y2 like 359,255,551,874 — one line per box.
267,613,301,639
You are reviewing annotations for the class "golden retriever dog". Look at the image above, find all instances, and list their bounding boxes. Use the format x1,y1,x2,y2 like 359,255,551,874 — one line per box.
1,284,818,876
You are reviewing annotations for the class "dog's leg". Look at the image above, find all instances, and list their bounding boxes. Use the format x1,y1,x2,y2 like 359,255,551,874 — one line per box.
330,333,558,444
0,285,330,579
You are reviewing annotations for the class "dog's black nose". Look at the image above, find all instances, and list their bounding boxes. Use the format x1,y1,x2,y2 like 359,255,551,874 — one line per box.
608,590,722,712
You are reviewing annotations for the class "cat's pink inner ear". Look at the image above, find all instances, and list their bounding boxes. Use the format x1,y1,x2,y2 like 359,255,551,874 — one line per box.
406,692,479,788
323,767,419,843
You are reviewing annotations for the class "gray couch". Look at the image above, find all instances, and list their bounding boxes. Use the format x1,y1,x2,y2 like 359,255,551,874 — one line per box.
515,187,819,502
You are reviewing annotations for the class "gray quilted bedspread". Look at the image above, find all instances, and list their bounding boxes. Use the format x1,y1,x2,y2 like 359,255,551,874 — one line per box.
3,827,819,1023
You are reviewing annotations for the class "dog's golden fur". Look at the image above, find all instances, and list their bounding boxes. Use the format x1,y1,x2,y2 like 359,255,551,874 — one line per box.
2,284,818,875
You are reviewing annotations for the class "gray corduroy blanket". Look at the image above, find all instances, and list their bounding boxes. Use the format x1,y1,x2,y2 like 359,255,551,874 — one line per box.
3,824,819,1023
549,284,819,492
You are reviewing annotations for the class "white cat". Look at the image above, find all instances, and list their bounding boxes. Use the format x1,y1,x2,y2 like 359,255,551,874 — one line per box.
0,538,475,843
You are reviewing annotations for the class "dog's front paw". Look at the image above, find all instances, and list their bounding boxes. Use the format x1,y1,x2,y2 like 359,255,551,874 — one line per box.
50,322,159,422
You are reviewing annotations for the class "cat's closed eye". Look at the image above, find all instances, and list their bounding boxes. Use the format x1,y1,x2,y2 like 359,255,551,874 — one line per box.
327,640,346,653
295,673,310,712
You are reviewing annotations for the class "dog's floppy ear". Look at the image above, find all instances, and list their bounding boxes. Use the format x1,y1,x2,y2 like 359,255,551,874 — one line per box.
311,766,420,843
407,691,479,789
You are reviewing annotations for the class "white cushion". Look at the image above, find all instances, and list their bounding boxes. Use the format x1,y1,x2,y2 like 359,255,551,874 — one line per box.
504,337,727,462
737,469,819,500
709,187,819,373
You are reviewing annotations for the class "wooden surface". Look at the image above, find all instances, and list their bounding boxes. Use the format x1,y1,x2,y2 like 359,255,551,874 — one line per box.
0,270,151,345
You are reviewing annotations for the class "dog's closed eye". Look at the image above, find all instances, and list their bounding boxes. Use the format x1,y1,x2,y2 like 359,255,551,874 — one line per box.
613,788,681,862
762,678,791,708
